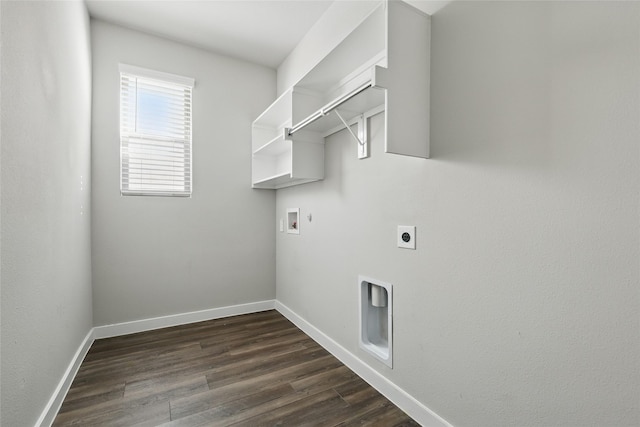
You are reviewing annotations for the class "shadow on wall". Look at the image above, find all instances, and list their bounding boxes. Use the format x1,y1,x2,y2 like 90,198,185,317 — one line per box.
431,1,635,173
430,1,553,169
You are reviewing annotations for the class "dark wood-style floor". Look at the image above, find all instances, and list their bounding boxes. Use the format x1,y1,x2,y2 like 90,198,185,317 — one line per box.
53,310,419,426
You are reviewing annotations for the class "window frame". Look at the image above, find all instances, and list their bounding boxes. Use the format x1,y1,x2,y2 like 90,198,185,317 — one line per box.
119,64,194,197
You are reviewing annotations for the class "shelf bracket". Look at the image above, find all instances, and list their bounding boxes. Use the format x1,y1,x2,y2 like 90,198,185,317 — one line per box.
334,109,369,159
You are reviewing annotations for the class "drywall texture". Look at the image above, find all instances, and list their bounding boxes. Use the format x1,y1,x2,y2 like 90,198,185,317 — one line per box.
91,21,276,326
276,2,639,426
0,1,93,426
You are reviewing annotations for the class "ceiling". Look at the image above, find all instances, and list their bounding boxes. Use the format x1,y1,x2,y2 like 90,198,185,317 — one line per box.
85,1,448,70
85,0,335,69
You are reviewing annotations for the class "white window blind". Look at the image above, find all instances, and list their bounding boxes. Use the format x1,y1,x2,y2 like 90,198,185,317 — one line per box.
120,64,194,197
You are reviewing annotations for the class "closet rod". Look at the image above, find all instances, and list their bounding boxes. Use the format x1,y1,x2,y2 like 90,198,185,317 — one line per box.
288,80,373,136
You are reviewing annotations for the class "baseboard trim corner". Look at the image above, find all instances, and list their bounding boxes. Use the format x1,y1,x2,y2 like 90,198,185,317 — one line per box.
35,329,94,427
275,300,452,427
38,300,449,427
93,300,276,339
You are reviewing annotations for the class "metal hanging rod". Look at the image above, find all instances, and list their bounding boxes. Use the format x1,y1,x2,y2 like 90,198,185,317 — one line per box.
287,80,373,136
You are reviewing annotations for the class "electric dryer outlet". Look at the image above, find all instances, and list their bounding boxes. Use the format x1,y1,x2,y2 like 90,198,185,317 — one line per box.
397,225,416,249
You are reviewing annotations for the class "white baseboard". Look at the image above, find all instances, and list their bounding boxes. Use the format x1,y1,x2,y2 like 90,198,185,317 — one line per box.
275,301,452,427
93,300,276,339
39,299,450,427
35,329,94,427
38,300,276,426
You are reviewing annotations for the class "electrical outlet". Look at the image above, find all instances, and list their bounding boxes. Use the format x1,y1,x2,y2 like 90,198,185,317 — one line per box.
397,225,416,249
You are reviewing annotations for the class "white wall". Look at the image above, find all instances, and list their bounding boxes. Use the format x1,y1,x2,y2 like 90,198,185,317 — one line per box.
275,2,639,426
0,1,93,426
91,21,277,326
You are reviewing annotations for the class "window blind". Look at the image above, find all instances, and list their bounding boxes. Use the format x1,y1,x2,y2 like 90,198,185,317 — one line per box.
120,64,194,197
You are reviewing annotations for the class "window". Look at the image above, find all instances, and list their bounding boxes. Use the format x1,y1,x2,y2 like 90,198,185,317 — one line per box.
119,64,194,196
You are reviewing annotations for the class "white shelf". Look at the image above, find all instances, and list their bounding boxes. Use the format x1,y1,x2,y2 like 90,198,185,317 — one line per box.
253,134,289,157
295,4,386,96
252,172,290,187
251,0,431,190
252,173,320,190
251,88,324,189
253,89,292,129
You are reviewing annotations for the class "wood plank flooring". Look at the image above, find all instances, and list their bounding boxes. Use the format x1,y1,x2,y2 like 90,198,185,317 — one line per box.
53,310,419,426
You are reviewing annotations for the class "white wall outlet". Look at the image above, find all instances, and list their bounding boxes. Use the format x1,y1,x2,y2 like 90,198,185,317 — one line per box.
397,225,416,249
279,219,284,232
